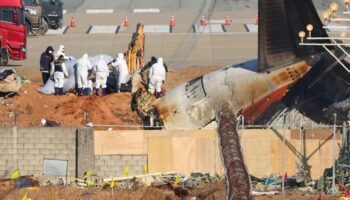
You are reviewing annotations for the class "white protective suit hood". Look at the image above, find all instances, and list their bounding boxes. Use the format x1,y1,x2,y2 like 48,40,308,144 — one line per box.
55,45,66,60
157,57,164,65
95,59,109,73
77,53,92,73
58,45,65,53
149,57,166,81
117,53,124,60
82,53,88,60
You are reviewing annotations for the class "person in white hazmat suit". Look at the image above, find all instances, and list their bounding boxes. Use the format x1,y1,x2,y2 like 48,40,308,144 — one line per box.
50,55,69,95
55,45,68,60
111,53,129,92
148,57,166,98
94,58,109,96
76,53,92,95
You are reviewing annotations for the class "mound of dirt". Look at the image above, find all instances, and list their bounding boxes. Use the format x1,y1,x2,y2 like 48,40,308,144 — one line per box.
0,83,141,128
0,66,220,128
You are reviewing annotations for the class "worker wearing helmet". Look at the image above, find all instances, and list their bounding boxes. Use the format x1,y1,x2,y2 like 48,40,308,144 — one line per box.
112,53,130,92
148,57,166,98
94,58,109,96
40,46,54,85
50,55,68,95
76,53,92,95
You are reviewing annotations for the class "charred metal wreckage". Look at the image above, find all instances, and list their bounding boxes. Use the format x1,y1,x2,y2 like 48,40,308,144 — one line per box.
153,0,350,128
135,0,350,199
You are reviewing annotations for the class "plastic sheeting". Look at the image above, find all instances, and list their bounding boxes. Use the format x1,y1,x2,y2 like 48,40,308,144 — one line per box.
38,55,113,95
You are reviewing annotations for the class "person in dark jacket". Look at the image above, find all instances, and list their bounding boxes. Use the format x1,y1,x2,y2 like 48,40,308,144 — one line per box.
40,46,54,85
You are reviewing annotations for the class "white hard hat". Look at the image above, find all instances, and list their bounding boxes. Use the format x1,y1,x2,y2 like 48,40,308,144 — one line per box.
86,122,94,127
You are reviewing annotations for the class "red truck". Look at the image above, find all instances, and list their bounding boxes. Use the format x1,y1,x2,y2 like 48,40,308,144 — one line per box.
0,0,27,66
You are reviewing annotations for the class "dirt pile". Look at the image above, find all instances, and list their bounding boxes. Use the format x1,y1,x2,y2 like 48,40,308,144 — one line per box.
0,66,220,128
0,84,141,128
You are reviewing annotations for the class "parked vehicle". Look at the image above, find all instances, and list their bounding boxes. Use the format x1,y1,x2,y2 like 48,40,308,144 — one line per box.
0,0,27,65
23,0,63,35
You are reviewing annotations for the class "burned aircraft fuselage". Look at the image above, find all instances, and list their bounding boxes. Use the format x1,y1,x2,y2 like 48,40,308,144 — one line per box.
153,0,350,128
154,60,311,128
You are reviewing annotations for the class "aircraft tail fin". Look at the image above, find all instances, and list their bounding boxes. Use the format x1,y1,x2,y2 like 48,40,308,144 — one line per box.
258,0,329,72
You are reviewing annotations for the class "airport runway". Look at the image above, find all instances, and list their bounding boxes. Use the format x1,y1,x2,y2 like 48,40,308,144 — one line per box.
62,0,340,13
15,9,259,71
63,0,258,13
12,0,346,72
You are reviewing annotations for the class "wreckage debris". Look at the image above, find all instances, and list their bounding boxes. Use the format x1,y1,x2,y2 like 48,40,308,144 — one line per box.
0,68,25,98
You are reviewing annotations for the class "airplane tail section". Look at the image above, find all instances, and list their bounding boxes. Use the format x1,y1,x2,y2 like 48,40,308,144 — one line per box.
258,0,329,72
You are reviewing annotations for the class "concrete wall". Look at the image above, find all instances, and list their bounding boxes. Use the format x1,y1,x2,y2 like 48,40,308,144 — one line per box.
95,155,147,177
0,127,78,178
0,127,147,180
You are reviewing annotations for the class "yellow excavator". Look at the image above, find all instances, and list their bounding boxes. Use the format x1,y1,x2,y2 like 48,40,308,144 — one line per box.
125,23,145,74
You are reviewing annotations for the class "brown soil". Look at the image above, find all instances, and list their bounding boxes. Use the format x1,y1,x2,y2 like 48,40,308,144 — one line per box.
0,66,220,128
0,183,340,200
0,83,141,128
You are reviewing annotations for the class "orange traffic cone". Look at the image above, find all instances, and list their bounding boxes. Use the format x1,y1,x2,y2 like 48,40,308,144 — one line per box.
170,16,175,28
255,15,259,25
200,16,207,26
123,16,129,27
70,16,75,27
225,16,230,25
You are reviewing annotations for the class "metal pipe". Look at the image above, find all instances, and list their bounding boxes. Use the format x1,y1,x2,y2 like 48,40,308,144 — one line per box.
332,113,337,195
322,45,350,74
307,37,350,40
329,18,350,21
323,25,350,29
299,116,303,162
282,113,286,194
330,39,350,59
300,43,350,46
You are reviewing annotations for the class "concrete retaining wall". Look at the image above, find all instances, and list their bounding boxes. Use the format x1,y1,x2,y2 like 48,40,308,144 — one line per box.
0,127,144,181
95,155,147,177
0,127,77,178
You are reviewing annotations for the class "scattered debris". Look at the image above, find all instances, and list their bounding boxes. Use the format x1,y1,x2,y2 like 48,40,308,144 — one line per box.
0,68,25,98
40,118,60,127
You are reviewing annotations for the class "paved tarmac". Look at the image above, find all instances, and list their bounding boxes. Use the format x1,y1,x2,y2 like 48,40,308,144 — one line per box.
64,0,258,12
11,0,345,73
14,10,258,71
62,0,339,13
